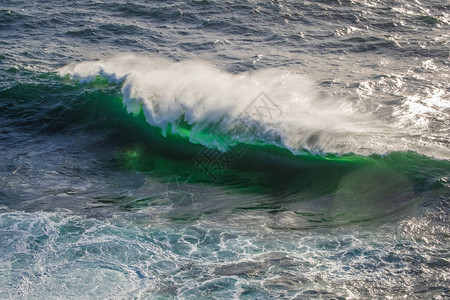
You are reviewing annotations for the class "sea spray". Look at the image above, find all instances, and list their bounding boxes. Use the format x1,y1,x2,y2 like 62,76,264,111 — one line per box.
60,55,450,158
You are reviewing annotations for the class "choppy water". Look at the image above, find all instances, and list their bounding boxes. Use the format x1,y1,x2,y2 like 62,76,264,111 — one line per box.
1,0,449,299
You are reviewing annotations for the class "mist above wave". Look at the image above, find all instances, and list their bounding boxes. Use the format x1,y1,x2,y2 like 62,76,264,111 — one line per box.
59,54,449,159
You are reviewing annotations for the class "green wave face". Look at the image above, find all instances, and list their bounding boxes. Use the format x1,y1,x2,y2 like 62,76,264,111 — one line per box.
1,72,449,226
114,120,450,224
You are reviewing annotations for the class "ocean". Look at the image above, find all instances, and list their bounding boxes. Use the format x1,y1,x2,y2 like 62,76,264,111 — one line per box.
0,0,449,299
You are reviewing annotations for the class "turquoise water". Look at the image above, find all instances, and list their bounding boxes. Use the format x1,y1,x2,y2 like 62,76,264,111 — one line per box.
1,0,449,299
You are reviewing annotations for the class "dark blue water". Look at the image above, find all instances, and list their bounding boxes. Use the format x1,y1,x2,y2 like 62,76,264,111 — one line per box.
1,1,449,299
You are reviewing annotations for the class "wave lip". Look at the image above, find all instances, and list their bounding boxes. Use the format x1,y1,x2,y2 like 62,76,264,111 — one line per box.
60,55,450,159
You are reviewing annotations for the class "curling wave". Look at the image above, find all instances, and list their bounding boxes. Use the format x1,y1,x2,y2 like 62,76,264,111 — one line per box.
59,55,450,159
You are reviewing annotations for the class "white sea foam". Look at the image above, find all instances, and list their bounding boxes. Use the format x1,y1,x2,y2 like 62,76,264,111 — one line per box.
0,208,446,299
59,54,450,158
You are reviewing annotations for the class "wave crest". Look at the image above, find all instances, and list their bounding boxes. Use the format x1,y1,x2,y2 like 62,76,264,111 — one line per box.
59,55,450,158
